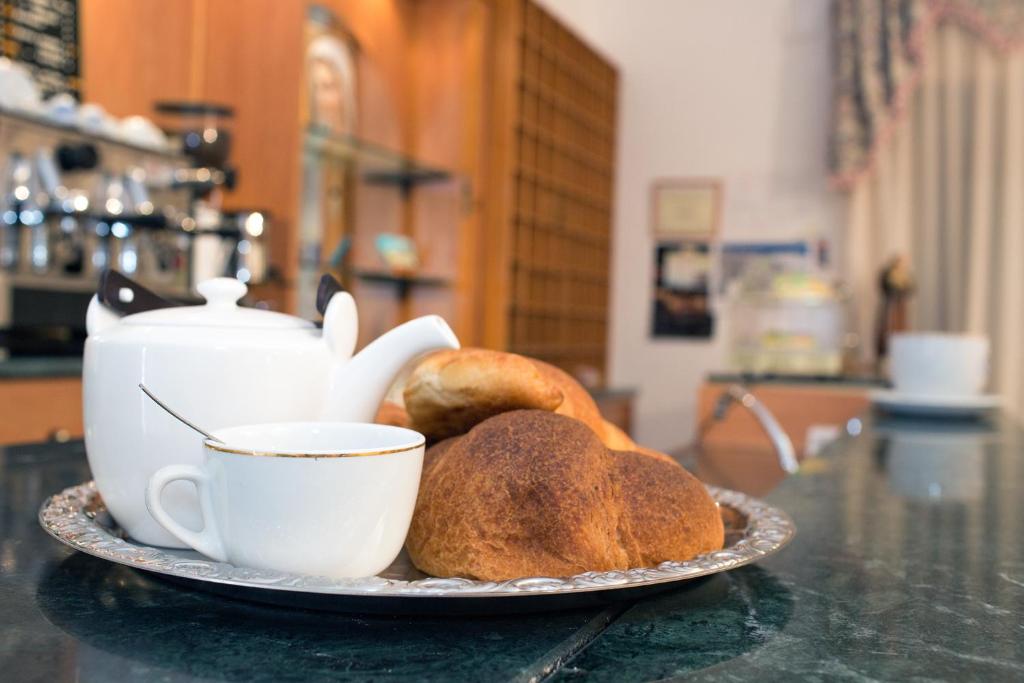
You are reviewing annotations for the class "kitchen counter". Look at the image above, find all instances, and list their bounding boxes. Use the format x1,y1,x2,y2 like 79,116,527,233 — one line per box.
706,371,886,387
2,415,1024,681
0,356,82,379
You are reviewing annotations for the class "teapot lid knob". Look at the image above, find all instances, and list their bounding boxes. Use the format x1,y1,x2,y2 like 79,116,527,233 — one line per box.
196,278,247,308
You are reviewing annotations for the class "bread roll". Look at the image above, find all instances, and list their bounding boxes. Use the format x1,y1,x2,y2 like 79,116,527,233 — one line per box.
600,419,682,466
403,349,563,442
407,410,629,580
612,449,724,566
406,410,724,581
601,419,637,451
374,400,412,429
530,359,605,434
404,349,645,454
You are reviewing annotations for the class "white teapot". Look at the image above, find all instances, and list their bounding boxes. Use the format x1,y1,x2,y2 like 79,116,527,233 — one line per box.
83,277,459,547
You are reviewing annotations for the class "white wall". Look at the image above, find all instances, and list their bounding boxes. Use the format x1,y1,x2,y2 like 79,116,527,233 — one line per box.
537,0,845,450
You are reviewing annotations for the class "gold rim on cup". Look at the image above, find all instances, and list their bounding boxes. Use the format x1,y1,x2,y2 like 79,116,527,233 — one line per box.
203,439,426,459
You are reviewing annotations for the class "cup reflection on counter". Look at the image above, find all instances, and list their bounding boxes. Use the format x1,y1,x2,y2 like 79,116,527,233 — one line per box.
881,421,993,502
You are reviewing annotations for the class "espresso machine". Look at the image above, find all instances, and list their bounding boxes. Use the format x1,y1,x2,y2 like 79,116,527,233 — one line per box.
154,101,269,286
0,101,270,357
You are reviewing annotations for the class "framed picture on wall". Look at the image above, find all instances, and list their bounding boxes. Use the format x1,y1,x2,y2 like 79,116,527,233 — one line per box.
650,178,722,239
651,241,714,339
304,5,360,136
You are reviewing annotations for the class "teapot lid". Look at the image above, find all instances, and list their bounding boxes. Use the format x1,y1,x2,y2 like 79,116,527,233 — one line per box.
123,278,313,330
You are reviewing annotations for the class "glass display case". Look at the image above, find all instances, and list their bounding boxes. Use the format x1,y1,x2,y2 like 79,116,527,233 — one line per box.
728,272,851,376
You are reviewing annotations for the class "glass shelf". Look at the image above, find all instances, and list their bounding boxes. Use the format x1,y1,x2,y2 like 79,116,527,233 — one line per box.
303,126,455,190
348,268,451,297
0,106,185,160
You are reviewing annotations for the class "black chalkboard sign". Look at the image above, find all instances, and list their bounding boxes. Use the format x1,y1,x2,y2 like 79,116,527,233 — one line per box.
1,0,80,98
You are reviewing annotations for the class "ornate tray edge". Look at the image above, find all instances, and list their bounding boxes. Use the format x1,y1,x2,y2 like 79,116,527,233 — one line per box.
39,481,795,598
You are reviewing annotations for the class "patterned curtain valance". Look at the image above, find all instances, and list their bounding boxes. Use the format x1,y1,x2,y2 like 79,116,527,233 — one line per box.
830,0,1024,189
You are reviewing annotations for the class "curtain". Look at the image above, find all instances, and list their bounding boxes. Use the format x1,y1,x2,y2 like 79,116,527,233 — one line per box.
832,0,1024,187
844,21,1024,420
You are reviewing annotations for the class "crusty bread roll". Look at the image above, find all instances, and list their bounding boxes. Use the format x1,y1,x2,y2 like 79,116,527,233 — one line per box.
406,410,724,581
403,349,562,442
530,359,605,434
611,449,724,567
601,419,637,451
407,410,628,579
403,349,642,452
374,400,412,429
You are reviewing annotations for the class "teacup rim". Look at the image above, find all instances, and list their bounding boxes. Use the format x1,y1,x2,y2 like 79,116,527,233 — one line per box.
204,421,425,459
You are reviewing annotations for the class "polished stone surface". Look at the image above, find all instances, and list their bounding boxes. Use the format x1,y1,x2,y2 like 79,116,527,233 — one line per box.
0,356,82,379
3,415,1024,681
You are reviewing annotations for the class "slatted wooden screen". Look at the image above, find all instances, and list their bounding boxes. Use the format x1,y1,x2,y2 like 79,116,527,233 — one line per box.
506,0,617,378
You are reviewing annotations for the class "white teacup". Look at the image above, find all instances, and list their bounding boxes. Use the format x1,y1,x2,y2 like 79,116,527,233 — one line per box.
889,333,989,396
145,422,425,579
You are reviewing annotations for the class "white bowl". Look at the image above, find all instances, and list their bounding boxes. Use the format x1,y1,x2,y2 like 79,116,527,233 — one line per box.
118,115,168,149
0,58,41,112
78,102,119,136
43,93,79,125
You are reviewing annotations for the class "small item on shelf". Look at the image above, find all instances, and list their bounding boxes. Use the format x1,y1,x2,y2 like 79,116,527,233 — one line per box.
326,235,351,269
374,233,419,274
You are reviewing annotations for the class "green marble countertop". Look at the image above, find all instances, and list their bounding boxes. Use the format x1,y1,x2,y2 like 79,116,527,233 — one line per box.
2,415,1023,680
0,356,82,379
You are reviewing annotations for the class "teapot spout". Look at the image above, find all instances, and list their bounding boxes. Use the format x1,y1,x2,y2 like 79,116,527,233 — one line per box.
321,315,459,422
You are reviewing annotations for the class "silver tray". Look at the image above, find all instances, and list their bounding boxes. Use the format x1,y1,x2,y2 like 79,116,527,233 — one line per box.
39,480,795,614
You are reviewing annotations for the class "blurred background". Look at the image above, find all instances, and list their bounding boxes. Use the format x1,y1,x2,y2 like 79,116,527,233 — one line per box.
0,0,1018,457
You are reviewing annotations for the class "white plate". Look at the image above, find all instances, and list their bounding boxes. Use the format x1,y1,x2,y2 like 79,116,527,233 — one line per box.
870,390,1001,419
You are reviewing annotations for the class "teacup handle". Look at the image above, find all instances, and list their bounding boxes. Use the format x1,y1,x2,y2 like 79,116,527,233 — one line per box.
145,465,227,562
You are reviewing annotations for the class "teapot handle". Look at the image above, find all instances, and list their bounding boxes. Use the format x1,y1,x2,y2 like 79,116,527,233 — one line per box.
97,269,180,315
316,274,344,317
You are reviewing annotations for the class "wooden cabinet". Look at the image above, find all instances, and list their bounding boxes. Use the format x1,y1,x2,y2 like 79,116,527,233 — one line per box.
480,0,618,380
78,0,617,362
0,377,82,445
62,1,618,408
696,380,870,456
79,0,489,346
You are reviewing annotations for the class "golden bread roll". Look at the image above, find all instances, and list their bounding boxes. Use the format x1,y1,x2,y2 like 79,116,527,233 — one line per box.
631,445,679,466
403,349,563,442
406,409,724,581
601,422,685,465
404,349,647,455
530,359,605,434
601,419,637,451
406,410,629,580
611,449,724,566
374,400,412,429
